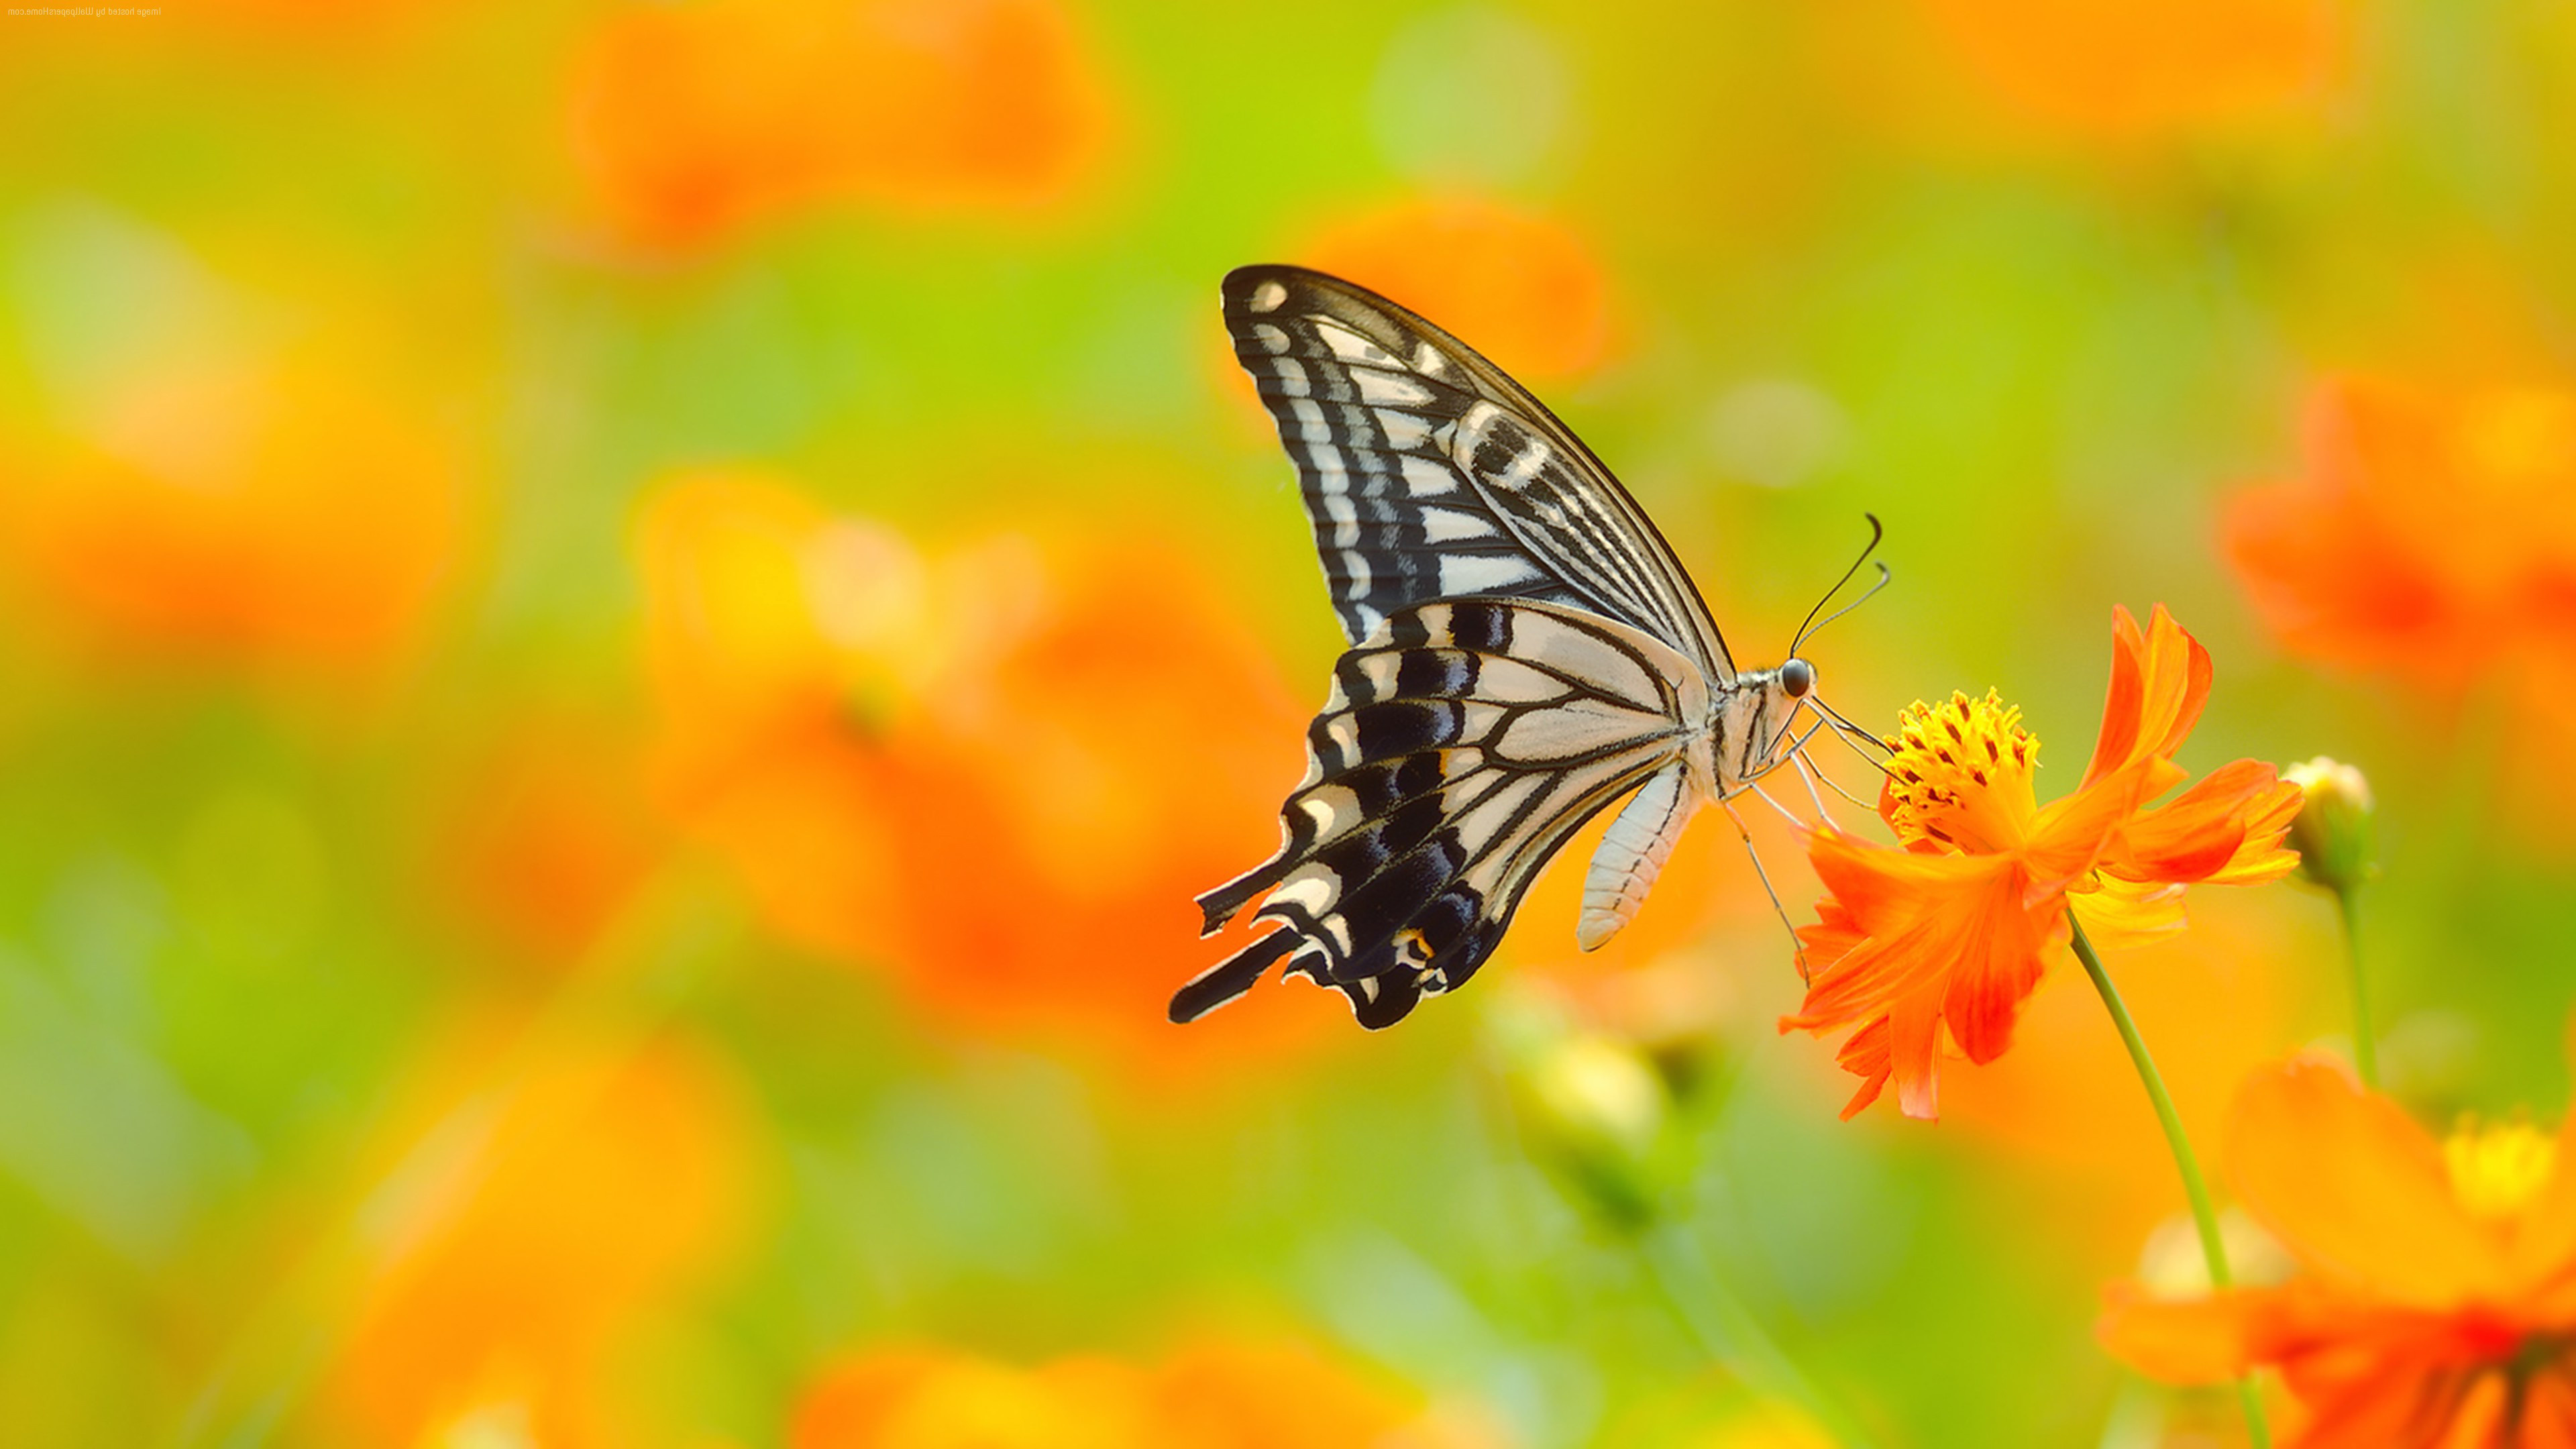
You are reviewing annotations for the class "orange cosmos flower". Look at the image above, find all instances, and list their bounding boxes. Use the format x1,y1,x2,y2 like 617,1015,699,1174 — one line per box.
1300,197,1614,383
432,708,667,969
2227,376,2576,688
2101,1055,2576,1446
567,0,1112,251
791,1338,1491,1449
1781,605,2302,1120
1854,0,2353,148
318,1031,755,1447
1,352,469,682
633,470,1322,1071
1926,0,2350,140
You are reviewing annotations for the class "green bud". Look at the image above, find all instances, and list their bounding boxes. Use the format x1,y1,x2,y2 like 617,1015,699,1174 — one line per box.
2284,757,2375,896
1508,1030,1672,1230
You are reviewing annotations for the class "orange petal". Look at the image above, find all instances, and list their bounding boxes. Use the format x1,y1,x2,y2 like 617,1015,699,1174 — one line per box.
2066,873,2188,949
1786,830,2053,1120
1937,875,2054,1065
2518,1371,2576,1449
2109,758,2298,884
2436,1374,2509,1449
1804,824,2013,930
2094,1280,2266,1384
2297,1360,2493,1449
2227,1057,2506,1309
2198,774,2304,887
2507,1106,2576,1303
1890,981,1945,1120
2082,604,2213,791
1785,844,2019,1030
1829,1017,1893,1120
2023,757,2157,883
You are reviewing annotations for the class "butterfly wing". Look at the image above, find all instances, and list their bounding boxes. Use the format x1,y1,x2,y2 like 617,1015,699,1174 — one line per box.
1222,265,1735,686
1173,598,1709,1028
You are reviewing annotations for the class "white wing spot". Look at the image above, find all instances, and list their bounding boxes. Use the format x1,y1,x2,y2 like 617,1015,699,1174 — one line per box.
1438,553,1543,595
1249,280,1288,313
1377,410,1432,450
1413,340,1449,376
1320,491,1359,547
1305,443,1352,492
1342,549,1374,600
1314,319,1396,365
1399,455,1458,496
1356,370,1436,407
1419,507,1497,543
1269,357,1311,397
1289,398,1332,445
1252,321,1291,354
1352,652,1405,698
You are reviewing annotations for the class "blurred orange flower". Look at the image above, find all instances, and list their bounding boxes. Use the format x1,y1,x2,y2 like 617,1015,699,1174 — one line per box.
1299,197,1614,382
567,0,1114,251
2,354,468,680
2101,1055,2576,1445
434,710,667,968
320,1032,755,1447
2226,376,2576,690
792,1338,1485,1449
1782,605,2302,1120
633,469,1324,1069
1895,0,2354,144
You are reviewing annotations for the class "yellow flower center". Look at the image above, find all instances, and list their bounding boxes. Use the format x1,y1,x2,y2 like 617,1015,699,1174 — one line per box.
1882,690,2041,854
2445,1119,2559,1223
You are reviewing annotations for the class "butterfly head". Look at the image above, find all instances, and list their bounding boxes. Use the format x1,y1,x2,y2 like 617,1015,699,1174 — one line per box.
1778,657,1816,700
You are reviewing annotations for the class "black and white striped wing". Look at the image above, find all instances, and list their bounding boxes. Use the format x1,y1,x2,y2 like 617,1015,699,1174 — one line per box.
1222,264,1734,686
1173,598,1709,1028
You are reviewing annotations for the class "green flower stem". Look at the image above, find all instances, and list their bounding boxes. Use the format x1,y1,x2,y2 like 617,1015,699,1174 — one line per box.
2068,913,2272,1449
1640,1222,1876,1448
2337,888,2377,1089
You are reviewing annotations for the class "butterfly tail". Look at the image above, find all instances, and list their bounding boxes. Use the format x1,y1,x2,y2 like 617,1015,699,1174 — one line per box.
1168,926,1301,1024
1194,858,1289,938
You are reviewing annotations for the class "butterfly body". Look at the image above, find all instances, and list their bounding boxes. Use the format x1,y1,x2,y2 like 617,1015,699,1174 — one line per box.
1175,266,1823,1028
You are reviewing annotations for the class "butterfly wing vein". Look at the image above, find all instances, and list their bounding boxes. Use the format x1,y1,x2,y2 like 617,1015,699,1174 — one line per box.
1173,598,1703,1028
1219,265,1733,686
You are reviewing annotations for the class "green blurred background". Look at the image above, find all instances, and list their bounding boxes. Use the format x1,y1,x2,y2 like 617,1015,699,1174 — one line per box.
3,1,2573,1445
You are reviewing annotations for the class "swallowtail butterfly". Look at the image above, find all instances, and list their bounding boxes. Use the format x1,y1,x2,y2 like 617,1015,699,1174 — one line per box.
1174,265,1861,1029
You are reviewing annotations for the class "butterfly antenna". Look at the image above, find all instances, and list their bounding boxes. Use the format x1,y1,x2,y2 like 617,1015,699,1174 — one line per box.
1788,514,1887,656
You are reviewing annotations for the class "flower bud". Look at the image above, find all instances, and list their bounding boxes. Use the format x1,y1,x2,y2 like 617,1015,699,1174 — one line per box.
2283,757,2375,895
1506,1029,1672,1230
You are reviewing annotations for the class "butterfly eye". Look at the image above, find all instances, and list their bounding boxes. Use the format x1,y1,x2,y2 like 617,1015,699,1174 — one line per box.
1780,658,1815,698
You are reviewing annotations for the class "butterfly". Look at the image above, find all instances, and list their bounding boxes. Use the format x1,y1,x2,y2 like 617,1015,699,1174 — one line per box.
1171,265,1878,1029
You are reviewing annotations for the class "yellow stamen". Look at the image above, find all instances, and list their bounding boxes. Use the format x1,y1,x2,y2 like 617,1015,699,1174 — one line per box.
1882,690,2042,855
2445,1118,2559,1222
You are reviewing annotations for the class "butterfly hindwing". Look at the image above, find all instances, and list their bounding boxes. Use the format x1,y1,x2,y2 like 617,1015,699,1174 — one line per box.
1222,265,1734,686
1174,598,1708,1028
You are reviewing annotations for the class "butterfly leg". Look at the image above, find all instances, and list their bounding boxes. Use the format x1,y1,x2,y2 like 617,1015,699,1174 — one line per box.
1717,792,1811,981
1796,741,1878,814
1748,715,1841,828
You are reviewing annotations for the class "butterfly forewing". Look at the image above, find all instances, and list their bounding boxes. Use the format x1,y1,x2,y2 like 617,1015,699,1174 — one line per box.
1222,266,1734,686
1175,598,1705,1028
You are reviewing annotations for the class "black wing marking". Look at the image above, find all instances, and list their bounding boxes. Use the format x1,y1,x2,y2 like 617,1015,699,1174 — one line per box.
1173,598,1707,1028
1221,264,1733,685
